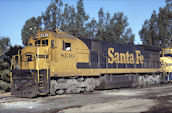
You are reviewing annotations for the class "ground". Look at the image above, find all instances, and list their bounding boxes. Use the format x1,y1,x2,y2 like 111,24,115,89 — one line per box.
0,84,172,113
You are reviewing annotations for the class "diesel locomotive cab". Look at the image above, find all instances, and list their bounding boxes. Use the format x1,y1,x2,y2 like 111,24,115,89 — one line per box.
160,48,172,81
10,30,52,97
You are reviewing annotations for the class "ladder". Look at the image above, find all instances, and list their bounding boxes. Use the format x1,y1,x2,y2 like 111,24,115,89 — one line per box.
36,48,50,96
38,73,48,95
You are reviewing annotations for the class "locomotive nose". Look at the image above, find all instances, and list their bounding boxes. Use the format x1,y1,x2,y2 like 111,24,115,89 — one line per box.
21,52,36,62
20,46,38,70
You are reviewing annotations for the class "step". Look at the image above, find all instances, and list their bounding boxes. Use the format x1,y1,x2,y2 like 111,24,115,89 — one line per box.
39,93,47,95
39,74,44,76
38,88,46,93
39,80,44,83
38,87,45,89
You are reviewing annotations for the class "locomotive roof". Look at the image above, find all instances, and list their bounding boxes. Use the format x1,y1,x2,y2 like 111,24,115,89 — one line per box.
78,37,161,52
37,29,161,52
52,31,76,40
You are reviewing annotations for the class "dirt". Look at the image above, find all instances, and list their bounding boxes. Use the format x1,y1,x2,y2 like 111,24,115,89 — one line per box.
1,84,172,113
143,94,172,113
62,98,156,113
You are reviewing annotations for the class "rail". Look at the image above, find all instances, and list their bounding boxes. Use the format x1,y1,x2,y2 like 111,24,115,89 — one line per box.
10,50,21,70
36,47,39,83
46,48,51,83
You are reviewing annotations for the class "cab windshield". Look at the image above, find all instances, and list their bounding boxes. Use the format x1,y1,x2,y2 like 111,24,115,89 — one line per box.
42,40,48,46
35,39,48,47
164,54,172,57
35,40,40,46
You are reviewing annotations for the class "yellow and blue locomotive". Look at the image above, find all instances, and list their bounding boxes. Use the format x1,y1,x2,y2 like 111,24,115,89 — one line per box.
10,28,164,97
160,48,172,81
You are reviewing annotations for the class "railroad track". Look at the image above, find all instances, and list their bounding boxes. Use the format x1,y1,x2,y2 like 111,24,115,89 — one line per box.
0,96,13,99
0,83,171,99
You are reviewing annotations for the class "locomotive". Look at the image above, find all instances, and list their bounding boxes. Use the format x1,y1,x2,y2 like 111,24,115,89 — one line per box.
10,28,167,97
160,48,172,81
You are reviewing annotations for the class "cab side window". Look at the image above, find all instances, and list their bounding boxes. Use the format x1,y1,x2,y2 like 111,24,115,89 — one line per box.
63,42,71,51
51,40,54,48
29,43,32,46
35,40,40,46
42,40,48,46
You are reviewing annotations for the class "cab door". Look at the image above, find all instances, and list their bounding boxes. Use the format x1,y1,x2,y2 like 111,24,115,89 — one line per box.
58,40,76,76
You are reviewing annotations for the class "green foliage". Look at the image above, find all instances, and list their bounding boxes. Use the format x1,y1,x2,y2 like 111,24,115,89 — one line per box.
5,45,22,63
140,11,160,47
139,1,172,48
61,4,78,35
85,18,97,39
0,80,10,91
96,7,106,40
0,38,22,92
0,69,10,82
21,16,42,45
21,0,135,44
42,0,63,30
0,37,10,55
122,28,135,44
76,0,89,37
0,37,11,92
139,20,152,46
96,9,135,43
0,37,10,64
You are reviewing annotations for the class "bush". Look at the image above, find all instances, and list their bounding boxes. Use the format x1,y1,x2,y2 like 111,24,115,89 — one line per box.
0,80,10,92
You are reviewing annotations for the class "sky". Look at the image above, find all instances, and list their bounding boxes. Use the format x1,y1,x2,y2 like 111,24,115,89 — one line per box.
0,0,166,46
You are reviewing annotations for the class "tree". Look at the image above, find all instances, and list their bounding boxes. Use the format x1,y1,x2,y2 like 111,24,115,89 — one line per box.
112,12,128,42
21,0,135,44
150,11,159,46
5,45,23,64
75,0,89,38
21,16,42,45
139,11,159,46
42,0,63,30
139,1,172,48
139,20,152,46
95,9,135,43
122,28,135,44
0,37,10,52
61,4,78,36
102,12,134,43
61,0,89,38
96,7,106,40
158,1,172,47
0,37,10,92
85,18,97,39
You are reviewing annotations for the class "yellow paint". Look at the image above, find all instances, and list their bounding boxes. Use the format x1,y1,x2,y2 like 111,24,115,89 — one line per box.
108,48,144,65
130,54,135,64
108,48,114,64
161,48,172,73
11,28,161,79
135,50,144,64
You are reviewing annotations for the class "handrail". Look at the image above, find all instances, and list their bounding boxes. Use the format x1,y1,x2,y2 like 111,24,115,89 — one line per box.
46,48,51,83
36,47,51,84
9,59,14,83
18,50,21,69
45,48,48,83
12,55,16,70
37,48,40,83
